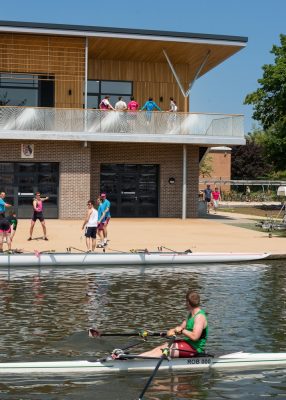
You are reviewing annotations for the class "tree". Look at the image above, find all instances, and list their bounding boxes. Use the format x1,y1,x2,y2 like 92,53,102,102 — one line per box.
199,155,213,178
231,137,271,179
244,34,286,169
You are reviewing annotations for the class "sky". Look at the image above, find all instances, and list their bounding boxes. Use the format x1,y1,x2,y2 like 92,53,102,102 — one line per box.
1,0,285,133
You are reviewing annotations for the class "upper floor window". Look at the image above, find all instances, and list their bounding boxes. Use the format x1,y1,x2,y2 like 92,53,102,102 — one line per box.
0,73,54,107
86,80,132,109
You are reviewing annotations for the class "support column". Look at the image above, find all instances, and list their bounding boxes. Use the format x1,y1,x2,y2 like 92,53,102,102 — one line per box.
182,144,187,219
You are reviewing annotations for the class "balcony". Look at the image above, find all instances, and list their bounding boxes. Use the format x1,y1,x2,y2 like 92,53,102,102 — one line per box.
0,106,245,145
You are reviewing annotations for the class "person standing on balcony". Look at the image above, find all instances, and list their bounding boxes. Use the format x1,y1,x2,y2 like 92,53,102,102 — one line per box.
0,192,12,217
203,184,212,214
127,96,139,132
212,187,221,214
99,96,115,111
28,192,49,241
141,97,161,123
115,96,127,132
168,97,178,130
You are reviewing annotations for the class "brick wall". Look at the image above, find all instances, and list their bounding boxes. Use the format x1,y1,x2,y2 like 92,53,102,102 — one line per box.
0,140,91,219
0,140,200,219
91,142,199,218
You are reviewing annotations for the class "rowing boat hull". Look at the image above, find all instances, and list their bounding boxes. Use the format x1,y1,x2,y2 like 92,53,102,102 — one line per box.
0,252,270,267
1,353,286,374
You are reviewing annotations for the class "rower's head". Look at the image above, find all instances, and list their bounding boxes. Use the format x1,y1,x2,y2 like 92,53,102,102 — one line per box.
100,193,106,200
35,192,41,198
0,192,5,199
186,290,200,308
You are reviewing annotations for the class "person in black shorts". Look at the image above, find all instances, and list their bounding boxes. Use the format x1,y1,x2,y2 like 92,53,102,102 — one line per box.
0,213,12,252
28,192,49,241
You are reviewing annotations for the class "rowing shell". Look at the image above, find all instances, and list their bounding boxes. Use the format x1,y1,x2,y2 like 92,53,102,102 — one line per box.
1,352,286,374
0,252,270,267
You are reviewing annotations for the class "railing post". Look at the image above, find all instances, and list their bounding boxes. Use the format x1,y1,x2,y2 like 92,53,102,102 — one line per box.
182,144,187,219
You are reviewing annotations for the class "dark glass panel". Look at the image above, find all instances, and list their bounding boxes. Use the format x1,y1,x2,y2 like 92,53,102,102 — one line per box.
18,163,36,173
0,163,14,173
0,88,38,106
101,81,132,95
87,80,99,92
87,95,99,109
0,74,38,87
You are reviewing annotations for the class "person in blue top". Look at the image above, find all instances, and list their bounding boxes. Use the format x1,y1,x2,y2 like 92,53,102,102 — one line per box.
0,192,12,217
141,97,161,123
97,193,111,248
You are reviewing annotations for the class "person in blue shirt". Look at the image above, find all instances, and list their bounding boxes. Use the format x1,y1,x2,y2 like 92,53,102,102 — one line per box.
97,193,111,248
141,97,161,123
0,192,12,217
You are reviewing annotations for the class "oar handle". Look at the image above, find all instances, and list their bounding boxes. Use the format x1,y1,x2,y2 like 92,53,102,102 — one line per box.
88,328,167,338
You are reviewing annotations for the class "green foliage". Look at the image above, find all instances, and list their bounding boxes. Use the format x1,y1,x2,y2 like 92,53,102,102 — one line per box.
231,137,271,179
199,155,213,178
245,34,286,170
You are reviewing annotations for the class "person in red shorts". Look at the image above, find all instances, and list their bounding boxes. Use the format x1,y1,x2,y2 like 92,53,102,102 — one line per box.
140,290,208,358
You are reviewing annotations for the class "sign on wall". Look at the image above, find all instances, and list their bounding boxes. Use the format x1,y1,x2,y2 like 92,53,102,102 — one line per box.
21,144,34,159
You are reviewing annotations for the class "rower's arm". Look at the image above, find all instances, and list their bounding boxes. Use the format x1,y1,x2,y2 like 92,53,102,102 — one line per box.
181,314,206,341
167,320,186,336
33,199,38,211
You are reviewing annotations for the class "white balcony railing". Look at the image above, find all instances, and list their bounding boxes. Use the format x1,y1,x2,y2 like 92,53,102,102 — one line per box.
0,106,244,138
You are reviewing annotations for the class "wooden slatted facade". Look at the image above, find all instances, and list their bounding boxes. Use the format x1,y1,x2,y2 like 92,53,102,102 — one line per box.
0,33,85,108
88,59,190,111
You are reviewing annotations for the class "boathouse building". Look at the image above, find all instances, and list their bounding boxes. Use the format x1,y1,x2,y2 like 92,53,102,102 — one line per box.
0,20,247,219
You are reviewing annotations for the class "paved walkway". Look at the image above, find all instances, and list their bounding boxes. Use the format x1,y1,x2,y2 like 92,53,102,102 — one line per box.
9,211,285,255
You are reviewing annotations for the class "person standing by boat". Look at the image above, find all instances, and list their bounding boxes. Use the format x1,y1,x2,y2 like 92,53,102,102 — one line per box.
0,192,12,217
7,210,18,242
0,213,12,252
203,184,212,214
28,192,49,241
97,193,111,248
140,290,208,358
212,187,221,214
82,200,98,252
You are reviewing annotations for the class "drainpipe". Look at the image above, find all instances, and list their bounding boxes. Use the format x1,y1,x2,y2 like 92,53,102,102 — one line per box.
182,144,187,219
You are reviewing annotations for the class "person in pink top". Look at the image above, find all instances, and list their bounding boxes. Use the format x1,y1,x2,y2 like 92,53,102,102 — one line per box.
127,96,139,131
28,192,49,241
211,187,221,214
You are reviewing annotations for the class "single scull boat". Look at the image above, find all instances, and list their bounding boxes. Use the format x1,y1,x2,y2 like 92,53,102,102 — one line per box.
1,352,286,374
0,251,270,267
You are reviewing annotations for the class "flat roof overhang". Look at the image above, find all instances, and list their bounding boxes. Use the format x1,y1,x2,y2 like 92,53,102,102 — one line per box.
0,20,248,80
0,130,246,146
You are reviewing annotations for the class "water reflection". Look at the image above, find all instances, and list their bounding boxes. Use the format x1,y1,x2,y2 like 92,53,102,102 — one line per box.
0,261,285,399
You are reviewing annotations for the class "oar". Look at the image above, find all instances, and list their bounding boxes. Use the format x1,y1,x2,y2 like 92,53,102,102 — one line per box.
159,245,178,253
89,328,167,338
138,335,176,400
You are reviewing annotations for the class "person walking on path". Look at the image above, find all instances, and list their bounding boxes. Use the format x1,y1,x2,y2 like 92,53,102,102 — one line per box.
0,192,12,217
203,184,212,214
140,290,208,358
97,193,111,248
82,200,98,252
212,187,221,214
28,192,49,241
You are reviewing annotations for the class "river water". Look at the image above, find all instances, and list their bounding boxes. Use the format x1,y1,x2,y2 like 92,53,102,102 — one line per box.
0,261,286,399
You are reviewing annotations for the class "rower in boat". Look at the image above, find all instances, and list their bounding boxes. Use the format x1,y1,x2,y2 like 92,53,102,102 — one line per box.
140,290,208,359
